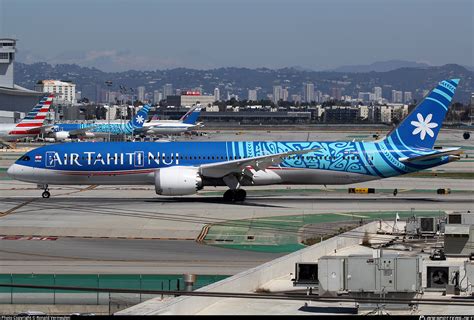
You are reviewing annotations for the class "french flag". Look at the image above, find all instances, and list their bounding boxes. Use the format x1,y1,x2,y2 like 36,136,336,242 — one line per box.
35,155,42,162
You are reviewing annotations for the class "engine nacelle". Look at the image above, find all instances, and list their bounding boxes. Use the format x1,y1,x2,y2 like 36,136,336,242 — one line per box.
155,166,203,196
53,131,71,140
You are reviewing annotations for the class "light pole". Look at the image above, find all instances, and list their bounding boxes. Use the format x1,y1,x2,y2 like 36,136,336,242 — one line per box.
105,80,113,142
130,88,135,141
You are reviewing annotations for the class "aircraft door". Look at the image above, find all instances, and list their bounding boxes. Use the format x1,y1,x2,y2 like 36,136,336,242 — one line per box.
45,151,57,168
134,151,144,167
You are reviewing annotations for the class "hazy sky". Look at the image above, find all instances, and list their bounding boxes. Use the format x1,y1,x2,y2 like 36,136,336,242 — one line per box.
1,0,472,71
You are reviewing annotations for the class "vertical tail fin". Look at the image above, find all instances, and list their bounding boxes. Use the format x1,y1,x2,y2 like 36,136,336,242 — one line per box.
11,94,54,134
18,94,54,125
385,79,459,149
130,104,151,128
181,105,202,125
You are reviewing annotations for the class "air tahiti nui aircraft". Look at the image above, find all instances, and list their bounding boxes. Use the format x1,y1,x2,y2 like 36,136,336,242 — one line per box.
8,79,462,201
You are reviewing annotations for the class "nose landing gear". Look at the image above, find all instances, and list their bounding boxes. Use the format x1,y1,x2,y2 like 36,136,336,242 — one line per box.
38,184,50,198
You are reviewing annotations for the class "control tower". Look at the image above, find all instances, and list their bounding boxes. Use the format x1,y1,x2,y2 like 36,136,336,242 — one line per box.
0,38,43,113
0,38,16,88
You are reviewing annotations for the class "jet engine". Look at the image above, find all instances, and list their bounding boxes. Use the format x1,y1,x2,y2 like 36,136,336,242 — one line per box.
155,166,203,196
53,131,71,140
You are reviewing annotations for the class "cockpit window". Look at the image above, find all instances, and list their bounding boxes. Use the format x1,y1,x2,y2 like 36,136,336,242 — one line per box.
18,155,30,161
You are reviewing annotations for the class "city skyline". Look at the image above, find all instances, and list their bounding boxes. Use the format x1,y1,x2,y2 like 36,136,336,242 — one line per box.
0,0,472,72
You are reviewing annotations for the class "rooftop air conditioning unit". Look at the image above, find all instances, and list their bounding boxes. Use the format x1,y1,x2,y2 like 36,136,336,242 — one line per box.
419,217,436,233
427,266,449,288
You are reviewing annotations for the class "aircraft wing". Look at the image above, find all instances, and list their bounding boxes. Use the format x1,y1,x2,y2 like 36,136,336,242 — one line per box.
199,148,319,178
399,147,462,163
24,126,48,133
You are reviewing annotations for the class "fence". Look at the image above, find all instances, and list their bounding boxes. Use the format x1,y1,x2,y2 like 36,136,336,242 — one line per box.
0,274,228,306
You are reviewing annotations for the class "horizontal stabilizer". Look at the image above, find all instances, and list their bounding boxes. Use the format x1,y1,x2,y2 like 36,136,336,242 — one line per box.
399,147,462,163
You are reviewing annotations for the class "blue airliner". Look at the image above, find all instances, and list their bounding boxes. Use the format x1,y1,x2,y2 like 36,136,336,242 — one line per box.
8,79,462,201
45,105,151,140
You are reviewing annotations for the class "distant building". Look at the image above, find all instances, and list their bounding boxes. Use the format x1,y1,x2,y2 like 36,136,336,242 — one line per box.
167,92,216,107
331,87,342,100
248,89,257,101
163,84,173,99
323,106,360,123
200,111,311,124
214,87,220,102
183,94,216,107
153,90,162,104
314,90,322,103
391,90,403,103
291,94,301,104
403,91,412,103
303,82,314,103
358,92,371,102
35,80,76,104
0,38,43,112
282,87,289,102
358,105,369,120
379,105,392,123
390,103,409,121
137,86,145,102
106,91,120,104
374,86,382,101
272,85,282,104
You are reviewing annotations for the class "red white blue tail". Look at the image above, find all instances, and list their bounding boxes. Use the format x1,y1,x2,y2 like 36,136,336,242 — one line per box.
9,94,54,136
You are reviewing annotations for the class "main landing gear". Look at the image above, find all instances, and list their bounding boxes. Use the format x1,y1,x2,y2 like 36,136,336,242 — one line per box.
223,189,246,202
38,184,50,198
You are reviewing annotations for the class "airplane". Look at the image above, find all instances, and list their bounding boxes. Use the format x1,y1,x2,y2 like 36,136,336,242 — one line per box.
44,104,151,141
0,94,54,146
8,79,462,201
138,105,203,135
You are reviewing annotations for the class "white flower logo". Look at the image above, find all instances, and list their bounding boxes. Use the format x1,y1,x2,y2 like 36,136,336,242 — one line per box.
135,115,144,124
411,113,438,140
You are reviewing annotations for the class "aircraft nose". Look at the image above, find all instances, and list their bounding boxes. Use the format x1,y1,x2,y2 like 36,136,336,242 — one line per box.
7,164,20,179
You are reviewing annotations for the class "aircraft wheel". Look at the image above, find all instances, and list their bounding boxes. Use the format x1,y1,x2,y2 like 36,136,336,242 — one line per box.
223,189,235,202
234,189,247,202
42,191,51,199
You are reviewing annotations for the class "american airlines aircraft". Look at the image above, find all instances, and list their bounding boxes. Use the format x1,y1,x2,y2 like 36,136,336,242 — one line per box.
8,79,462,201
45,105,151,140
0,94,54,145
